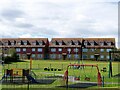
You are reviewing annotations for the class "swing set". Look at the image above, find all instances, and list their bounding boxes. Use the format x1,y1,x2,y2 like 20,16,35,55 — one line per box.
64,64,102,87
72,65,94,81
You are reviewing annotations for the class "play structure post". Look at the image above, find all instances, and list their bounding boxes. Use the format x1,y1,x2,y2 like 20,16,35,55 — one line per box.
64,64,102,88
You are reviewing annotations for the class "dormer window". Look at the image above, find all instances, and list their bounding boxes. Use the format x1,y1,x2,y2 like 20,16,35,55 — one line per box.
52,41,56,45
68,41,72,45
100,42,104,46
59,42,62,45
107,42,111,46
32,42,36,45
74,48,78,52
84,42,87,46
18,42,21,45
4,42,8,46
38,41,42,45
11,42,14,46
90,42,94,46
23,41,27,45
74,42,78,45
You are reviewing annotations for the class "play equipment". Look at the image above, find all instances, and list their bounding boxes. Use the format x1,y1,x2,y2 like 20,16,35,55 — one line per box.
2,69,30,83
64,64,102,88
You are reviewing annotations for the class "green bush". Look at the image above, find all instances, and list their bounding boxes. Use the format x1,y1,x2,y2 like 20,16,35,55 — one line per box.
3,52,19,64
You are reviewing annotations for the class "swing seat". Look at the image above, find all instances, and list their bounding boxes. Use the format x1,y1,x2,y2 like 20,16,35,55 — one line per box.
74,77,80,80
85,77,90,81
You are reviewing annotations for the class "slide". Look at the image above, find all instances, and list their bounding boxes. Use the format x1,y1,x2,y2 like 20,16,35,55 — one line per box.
26,75,38,83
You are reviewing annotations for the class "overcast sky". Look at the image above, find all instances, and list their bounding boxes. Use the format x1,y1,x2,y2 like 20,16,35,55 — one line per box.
0,0,119,46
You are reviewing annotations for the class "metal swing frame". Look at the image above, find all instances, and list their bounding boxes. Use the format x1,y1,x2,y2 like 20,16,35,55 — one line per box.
65,64,102,88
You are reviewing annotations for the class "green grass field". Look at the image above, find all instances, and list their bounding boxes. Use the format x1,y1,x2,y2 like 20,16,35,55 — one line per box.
1,60,120,89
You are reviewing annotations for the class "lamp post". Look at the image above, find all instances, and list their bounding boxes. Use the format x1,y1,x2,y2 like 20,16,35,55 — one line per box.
78,39,85,64
109,51,112,78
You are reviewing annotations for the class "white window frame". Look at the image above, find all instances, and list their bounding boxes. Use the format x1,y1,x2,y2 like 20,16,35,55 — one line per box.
31,54,35,58
38,54,43,58
74,48,78,52
23,41,27,45
51,48,56,52
38,48,42,52
16,48,20,52
100,55,104,59
58,48,62,52
90,55,94,59
106,49,111,52
100,49,104,52
32,48,36,52
83,48,88,52
23,48,26,52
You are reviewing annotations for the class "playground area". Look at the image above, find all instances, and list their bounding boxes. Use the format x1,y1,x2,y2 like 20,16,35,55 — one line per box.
0,60,119,89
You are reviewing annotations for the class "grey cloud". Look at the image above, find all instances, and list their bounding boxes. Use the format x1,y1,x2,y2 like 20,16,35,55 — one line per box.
1,9,24,21
15,23,34,28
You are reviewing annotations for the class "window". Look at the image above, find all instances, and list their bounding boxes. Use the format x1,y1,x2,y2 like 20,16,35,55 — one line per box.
18,42,21,45
16,48,20,52
11,42,14,46
100,42,104,46
84,42,87,46
83,49,88,52
23,41,27,45
100,49,104,52
100,55,104,59
106,49,111,52
58,48,62,52
38,54,43,58
68,42,72,45
74,54,79,59
82,55,87,59
90,42,94,46
32,42,36,45
90,55,94,59
32,48,36,52
50,54,56,59
67,54,71,58
23,48,26,52
31,54,35,58
74,48,78,52
67,48,71,52
38,41,42,45
59,42,62,45
5,42,7,45
51,48,56,52
107,55,109,59
107,42,111,46
90,49,94,52
22,54,26,59
75,42,78,45
58,54,62,59
38,48,42,52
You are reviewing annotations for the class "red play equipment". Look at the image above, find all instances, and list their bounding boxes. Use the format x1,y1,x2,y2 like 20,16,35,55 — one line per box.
64,64,102,87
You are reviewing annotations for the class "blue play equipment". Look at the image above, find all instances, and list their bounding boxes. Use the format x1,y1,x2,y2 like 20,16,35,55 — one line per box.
26,75,38,83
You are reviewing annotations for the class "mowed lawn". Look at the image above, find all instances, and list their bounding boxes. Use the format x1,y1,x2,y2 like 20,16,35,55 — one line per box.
1,60,120,89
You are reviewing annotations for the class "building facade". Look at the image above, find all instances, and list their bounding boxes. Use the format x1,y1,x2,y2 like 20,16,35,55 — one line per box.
49,38,115,60
0,38,49,60
0,38,116,60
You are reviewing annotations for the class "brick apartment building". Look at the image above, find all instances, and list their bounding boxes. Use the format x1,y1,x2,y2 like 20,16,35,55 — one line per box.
49,38,115,60
0,38,49,60
0,38,116,60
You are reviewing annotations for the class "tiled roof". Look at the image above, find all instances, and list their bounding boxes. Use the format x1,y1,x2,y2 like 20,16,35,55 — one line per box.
0,38,48,47
49,38,115,48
